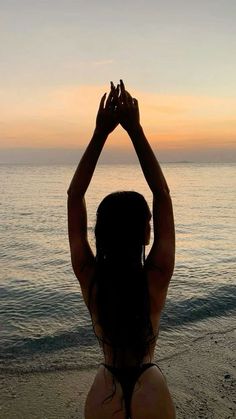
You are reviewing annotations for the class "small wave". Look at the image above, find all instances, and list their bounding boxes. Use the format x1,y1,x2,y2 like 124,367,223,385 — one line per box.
1,285,235,361
19,212,33,216
0,324,96,360
162,284,236,329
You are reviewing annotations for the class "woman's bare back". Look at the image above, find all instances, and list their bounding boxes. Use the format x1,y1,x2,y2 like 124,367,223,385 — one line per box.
83,268,175,419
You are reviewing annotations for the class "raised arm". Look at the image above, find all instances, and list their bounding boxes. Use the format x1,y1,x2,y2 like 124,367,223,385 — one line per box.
118,81,175,304
67,84,118,292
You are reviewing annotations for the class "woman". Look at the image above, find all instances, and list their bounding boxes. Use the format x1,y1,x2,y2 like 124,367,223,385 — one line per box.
67,80,175,419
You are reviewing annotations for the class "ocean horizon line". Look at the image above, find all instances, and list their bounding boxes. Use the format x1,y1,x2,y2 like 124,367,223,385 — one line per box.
0,146,235,165
0,160,235,166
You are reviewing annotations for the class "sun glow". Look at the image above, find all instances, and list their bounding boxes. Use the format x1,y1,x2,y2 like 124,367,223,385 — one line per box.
0,85,235,153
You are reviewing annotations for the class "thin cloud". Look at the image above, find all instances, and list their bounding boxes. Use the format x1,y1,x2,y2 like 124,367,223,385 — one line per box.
92,59,114,67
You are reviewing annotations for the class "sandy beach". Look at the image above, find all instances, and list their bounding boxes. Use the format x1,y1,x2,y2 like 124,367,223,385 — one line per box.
0,329,235,419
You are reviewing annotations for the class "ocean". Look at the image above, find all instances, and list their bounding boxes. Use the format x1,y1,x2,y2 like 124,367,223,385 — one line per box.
0,163,235,374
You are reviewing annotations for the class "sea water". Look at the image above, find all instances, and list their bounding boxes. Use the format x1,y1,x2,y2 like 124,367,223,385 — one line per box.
0,163,235,373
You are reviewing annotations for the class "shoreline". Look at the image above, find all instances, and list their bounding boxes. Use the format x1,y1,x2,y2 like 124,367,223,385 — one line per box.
0,329,235,419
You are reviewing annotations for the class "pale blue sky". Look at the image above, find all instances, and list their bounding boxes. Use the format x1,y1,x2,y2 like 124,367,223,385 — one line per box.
1,0,235,93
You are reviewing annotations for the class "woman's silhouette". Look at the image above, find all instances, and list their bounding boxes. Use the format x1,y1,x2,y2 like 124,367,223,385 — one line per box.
67,80,175,418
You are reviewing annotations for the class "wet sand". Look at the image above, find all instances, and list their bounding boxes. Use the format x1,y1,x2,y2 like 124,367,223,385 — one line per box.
0,329,235,418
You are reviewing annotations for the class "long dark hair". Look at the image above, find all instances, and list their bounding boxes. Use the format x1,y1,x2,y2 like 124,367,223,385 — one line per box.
90,191,154,366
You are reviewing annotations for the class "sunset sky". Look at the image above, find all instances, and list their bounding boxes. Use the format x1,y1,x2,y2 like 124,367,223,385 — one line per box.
1,0,235,163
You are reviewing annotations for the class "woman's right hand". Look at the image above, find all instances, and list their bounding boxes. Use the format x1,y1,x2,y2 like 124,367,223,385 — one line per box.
118,80,141,133
95,82,119,136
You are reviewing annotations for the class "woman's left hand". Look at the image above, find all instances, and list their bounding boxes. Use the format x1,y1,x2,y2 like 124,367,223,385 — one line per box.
95,82,119,136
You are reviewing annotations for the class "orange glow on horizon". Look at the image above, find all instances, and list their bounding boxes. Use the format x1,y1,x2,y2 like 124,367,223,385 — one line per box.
0,85,235,152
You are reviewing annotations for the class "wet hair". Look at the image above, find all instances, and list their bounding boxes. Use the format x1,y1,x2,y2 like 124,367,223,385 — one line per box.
89,191,154,367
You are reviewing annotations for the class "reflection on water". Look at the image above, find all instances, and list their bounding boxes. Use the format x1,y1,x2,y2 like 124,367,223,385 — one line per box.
0,163,235,372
